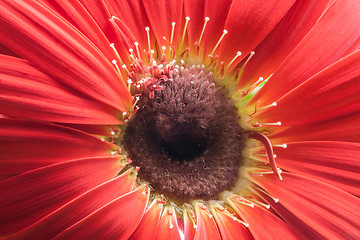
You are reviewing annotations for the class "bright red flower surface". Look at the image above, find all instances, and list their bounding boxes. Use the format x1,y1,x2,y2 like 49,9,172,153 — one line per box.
0,0,360,239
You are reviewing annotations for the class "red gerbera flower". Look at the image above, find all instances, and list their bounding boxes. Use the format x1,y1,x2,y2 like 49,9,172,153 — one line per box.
0,0,360,239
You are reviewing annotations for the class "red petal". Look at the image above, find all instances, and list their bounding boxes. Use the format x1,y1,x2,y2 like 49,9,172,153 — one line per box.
130,198,163,240
238,0,330,88
53,185,149,239
41,0,116,62
193,202,221,240
251,0,360,106
251,173,360,239
217,0,295,67
210,204,253,240
0,0,131,110
0,55,124,124
183,208,196,240
270,111,360,143
228,197,297,240
255,50,360,126
0,119,118,178
11,170,135,239
0,156,124,235
142,0,183,47
257,190,329,240
104,0,150,48
274,141,360,196
155,206,182,240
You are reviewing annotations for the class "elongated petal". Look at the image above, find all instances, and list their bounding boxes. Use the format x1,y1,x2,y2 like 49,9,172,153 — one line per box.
0,119,118,177
270,112,360,143
274,141,360,196
217,0,295,67
41,0,116,62
257,190,329,240
11,170,135,240
155,206,182,240
251,173,360,239
0,55,125,125
130,198,163,240
255,50,360,126
238,0,330,88
183,208,196,240
0,0,131,110
251,0,360,106
228,197,297,240
210,205,253,240
53,186,149,239
142,0,183,47
0,156,124,236
193,202,221,240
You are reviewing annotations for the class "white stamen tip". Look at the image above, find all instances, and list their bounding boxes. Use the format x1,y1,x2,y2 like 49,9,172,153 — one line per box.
259,77,264,81
186,16,190,20
274,198,279,203
251,51,255,55
145,27,150,31
237,51,242,56
111,59,116,64
283,143,287,148
272,102,277,106
273,154,277,158
172,22,176,26
223,29,228,34
122,64,127,69
162,46,166,50
109,43,114,47
134,42,139,46
205,17,210,21
277,121,282,125
122,112,127,116
100,137,105,142
110,131,115,135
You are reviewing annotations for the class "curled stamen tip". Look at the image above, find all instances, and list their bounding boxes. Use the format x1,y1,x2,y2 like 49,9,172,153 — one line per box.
145,27,150,31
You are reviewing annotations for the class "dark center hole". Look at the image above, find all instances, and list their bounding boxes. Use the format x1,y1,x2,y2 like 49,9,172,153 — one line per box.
158,122,208,161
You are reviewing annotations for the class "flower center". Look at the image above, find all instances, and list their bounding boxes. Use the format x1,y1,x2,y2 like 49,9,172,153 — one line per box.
122,66,244,202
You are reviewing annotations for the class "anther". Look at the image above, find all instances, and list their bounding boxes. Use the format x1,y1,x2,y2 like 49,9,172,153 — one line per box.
122,64,130,75
226,51,242,69
246,131,283,180
211,30,228,55
181,16,190,47
132,96,140,109
198,17,210,46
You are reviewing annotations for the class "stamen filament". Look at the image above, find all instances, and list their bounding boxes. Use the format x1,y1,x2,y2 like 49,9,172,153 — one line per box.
211,30,228,55
258,102,277,111
145,27,151,53
181,16,190,47
134,42,141,59
253,186,279,203
226,51,242,69
198,17,210,46
170,22,176,45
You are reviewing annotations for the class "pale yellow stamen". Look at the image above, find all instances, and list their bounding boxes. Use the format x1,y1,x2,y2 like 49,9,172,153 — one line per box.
210,30,228,55
198,17,210,46
170,22,176,45
226,51,242,69
181,17,190,47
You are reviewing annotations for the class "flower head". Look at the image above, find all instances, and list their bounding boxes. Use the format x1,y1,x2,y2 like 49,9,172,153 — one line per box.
0,0,360,239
